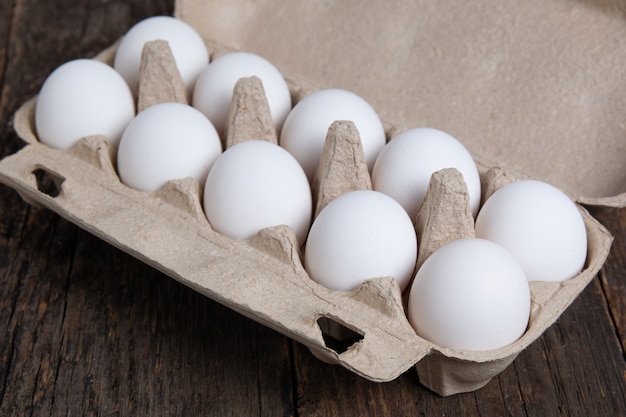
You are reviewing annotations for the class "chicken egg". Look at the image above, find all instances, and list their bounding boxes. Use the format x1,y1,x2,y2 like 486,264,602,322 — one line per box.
372,127,481,220
475,179,588,282
114,16,209,95
203,140,312,243
408,238,531,351
279,89,386,181
192,52,292,137
117,102,222,192
304,190,417,292
35,59,135,151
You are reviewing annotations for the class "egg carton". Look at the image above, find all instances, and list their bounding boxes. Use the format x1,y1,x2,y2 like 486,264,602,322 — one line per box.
0,38,612,397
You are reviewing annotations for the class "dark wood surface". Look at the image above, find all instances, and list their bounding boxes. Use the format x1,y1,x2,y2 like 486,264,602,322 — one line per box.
1,1,625,416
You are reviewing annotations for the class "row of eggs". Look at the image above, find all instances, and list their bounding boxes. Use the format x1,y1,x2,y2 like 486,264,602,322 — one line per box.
33,16,588,352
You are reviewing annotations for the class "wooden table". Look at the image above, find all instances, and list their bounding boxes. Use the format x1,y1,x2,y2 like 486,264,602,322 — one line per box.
1,1,625,415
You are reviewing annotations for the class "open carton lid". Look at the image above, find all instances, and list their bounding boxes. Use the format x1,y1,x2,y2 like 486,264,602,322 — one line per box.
175,0,626,207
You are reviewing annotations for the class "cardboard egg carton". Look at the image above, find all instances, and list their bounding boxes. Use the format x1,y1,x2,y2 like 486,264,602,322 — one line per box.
1,0,622,396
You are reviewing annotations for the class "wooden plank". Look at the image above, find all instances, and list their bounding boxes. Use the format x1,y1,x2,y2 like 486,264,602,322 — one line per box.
0,1,12,87
49,229,293,416
593,207,626,354
513,279,626,416
1,221,295,415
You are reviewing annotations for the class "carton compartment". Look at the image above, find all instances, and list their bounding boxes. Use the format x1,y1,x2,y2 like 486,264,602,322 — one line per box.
0,37,613,397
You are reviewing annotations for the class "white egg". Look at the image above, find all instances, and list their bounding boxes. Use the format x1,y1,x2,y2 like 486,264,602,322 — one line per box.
408,238,530,351
475,180,587,282
372,127,481,220
279,89,386,181
114,16,209,95
117,102,222,192
304,190,417,292
35,59,135,151
203,140,312,243
192,52,291,136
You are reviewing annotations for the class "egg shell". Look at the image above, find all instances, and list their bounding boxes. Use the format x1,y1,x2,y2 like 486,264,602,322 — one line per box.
372,127,482,220
114,16,209,95
305,190,418,292
408,238,531,351
280,88,387,181
117,102,222,192
203,140,312,243
475,179,588,282
192,52,292,137
35,59,135,152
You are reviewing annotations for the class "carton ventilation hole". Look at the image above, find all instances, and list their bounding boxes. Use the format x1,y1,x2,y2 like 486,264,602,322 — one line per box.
317,316,364,354
33,168,64,197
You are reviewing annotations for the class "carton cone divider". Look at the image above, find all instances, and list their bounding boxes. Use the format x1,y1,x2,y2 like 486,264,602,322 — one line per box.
225,76,278,148
312,120,372,217
413,167,475,272
137,39,188,112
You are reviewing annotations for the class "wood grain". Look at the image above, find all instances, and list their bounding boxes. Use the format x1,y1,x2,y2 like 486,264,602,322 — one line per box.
0,1,625,416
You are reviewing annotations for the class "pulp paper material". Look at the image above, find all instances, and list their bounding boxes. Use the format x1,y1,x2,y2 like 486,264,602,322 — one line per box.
225,76,278,147
137,39,189,111
176,0,626,205
414,168,475,271
312,120,372,217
